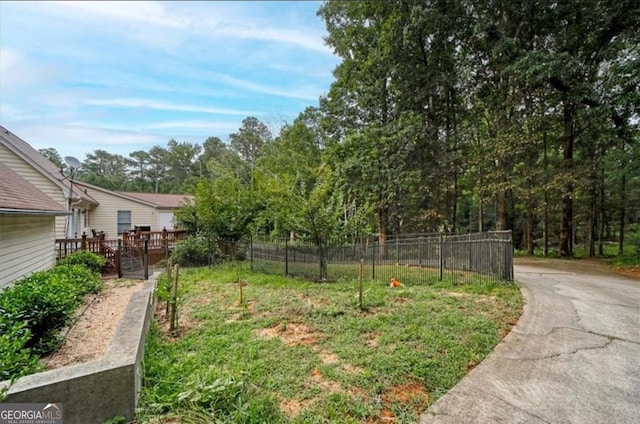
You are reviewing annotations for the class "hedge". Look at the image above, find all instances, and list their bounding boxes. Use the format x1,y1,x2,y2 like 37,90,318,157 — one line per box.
0,252,104,382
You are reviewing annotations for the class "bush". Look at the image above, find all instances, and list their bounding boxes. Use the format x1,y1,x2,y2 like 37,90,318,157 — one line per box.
57,250,106,274
0,323,41,382
171,236,214,267
0,263,103,380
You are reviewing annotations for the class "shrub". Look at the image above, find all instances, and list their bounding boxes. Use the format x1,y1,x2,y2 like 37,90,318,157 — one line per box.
0,263,103,380
171,236,214,267
57,250,106,274
0,322,41,382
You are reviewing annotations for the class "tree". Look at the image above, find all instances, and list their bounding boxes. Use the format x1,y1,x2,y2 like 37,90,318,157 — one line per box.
78,149,128,190
39,148,65,170
125,150,151,192
229,117,272,176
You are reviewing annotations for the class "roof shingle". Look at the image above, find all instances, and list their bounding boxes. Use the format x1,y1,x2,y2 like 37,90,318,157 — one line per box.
0,162,69,214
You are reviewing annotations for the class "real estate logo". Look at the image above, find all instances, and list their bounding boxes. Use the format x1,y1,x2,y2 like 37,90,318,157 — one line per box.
0,403,63,424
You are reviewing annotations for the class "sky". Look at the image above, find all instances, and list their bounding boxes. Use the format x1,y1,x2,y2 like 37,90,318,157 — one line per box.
0,1,340,161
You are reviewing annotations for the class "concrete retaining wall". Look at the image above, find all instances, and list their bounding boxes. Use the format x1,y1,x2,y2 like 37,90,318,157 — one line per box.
1,273,159,424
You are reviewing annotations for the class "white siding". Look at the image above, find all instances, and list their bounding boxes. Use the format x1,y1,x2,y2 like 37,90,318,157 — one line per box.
80,187,156,239
0,144,68,238
157,211,175,230
0,215,57,289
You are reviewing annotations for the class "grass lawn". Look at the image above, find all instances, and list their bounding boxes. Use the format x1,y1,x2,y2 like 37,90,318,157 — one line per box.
137,263,523,424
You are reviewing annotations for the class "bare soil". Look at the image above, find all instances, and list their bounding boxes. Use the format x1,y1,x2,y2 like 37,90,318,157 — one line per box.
42,278,144,369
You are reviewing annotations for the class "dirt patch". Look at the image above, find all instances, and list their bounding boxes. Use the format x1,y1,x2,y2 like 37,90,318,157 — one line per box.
382,382,429,405
319,350,340,364
280,398,315,419
367,381,429,422
43,279,144,369
613,265,640,279
309,368,342,393
155,300,201,339
254,322,323,347
363,332,380,348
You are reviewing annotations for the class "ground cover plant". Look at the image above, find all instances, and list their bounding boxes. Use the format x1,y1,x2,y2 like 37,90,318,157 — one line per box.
138,263,522,423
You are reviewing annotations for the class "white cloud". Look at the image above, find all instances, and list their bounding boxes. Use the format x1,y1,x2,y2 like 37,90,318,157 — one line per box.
85,98,256,116
209,73,321,101
13,123,165,158
144,120,240,132
53,1,189,29
0,103,36,121
0,48,62,89
28,1,332,55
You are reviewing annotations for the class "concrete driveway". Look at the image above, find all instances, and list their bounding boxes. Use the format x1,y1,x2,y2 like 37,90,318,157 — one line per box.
420,259,640,424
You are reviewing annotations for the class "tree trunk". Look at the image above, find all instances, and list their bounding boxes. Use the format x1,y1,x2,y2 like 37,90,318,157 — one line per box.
543,131,549,257
378,203,388,259
478,198,484,233
619,172,626,255
496,190,507,231
560,102,575,257
526,193,535,255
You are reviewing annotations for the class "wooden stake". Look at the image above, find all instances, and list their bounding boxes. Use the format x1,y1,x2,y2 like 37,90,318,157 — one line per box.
166,258,172,315
170,264,179,333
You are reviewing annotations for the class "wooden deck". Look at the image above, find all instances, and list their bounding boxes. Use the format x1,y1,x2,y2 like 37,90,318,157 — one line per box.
55,229,187,273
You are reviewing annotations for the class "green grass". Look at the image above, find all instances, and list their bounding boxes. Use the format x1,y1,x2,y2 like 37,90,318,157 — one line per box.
137,263,523,424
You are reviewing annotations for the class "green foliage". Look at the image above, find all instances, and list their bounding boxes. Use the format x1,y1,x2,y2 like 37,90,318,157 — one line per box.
0,264,102,380
57,250,106,274
171,236,213,267
0,322,41,382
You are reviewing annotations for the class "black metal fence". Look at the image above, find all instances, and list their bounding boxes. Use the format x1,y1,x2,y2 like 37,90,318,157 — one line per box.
251,231,513,284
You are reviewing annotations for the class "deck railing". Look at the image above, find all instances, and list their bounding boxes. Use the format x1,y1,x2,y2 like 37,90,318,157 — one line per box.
55,229,187,271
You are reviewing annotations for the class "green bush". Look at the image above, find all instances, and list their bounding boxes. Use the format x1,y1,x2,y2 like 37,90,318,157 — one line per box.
57,250,106,274
0,323,41,382
171,236,213,267
0,263,103,380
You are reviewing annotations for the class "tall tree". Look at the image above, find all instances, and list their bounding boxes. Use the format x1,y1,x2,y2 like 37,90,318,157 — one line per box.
229,117,272,177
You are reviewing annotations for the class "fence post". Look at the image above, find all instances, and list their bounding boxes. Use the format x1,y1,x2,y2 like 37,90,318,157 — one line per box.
250,236,254,271
162,227,169,261
439,232,444,281
285,238,289,276
359,259,364,310
117,239,122,278
144,239,149,280
81,232,87,250
372,236,376,280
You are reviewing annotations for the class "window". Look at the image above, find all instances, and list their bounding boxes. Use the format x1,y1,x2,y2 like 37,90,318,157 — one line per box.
117,210,131,235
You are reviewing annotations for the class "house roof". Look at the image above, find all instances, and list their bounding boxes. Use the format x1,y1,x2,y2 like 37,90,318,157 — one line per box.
74,181,192,209
0,126,98,206
0,162,70,215
119,192,194,209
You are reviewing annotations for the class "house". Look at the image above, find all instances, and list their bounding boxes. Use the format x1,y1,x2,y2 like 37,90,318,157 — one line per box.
0,162,70,289
0,126,98,239
74,182,193,239
0,126,192,241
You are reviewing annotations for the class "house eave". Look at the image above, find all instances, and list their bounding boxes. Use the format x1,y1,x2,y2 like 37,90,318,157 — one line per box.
0,208,71,216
